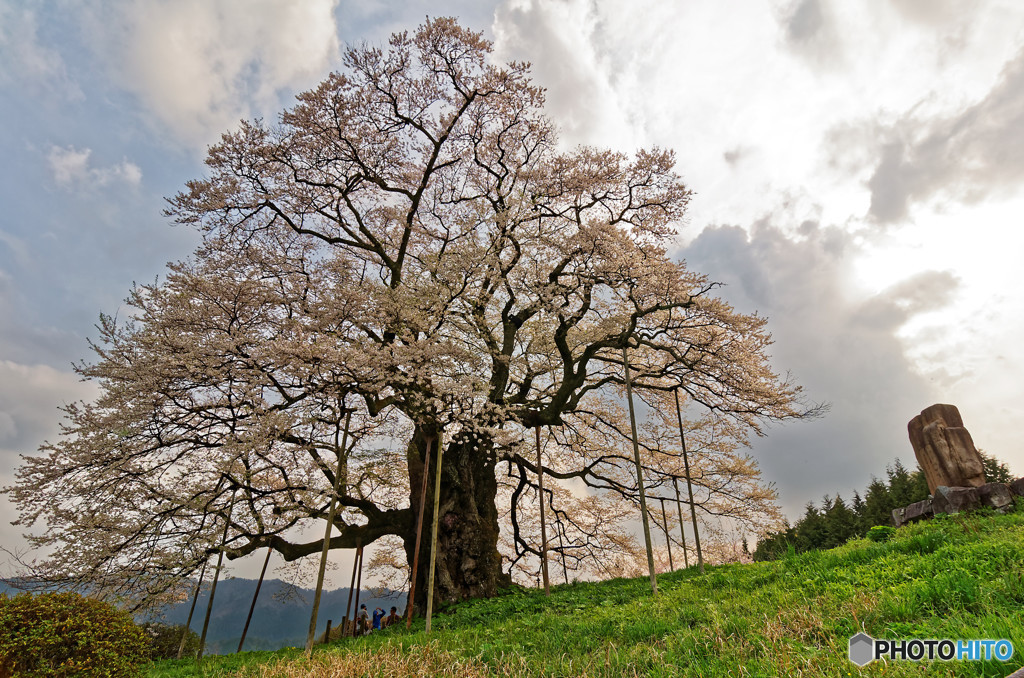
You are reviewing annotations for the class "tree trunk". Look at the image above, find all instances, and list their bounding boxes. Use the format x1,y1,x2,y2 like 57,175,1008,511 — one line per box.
405,425,509,613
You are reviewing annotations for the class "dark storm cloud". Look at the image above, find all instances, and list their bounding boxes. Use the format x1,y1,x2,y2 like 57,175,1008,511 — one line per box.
493,17,605,144
887,0,965,27
780,0,843,68
680,221,949,516
785,0,824,43
722,146,752,168
853,270,959,331
856,47,1024,223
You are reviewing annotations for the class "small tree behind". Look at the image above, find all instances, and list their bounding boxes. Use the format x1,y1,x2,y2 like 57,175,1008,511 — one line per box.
140,622,200,661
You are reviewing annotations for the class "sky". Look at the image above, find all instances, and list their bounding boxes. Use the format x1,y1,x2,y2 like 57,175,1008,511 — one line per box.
2,0,1024,586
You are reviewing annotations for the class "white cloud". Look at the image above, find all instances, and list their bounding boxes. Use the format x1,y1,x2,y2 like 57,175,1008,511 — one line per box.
492,0,1024,234
0,361,99,501
0,361,99,555
0,231,29,269
858,46,1024,222
81,0,342,149
490,0,1024,504
681,220,944,510
0,412,15,442
0,3,80,98
47,145,142,189
494,0,836,231
493,0,642,150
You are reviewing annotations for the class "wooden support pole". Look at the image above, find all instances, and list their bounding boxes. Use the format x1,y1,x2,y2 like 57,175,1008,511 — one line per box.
325,619,332,644
237,547,272,653
672,477,690,569
198,488,236,661
425,433,445,633
306,411,352,655
557,520,569,584
177,559,207,660
659,497,674,572
623,346,657,594
352,547,365,635
343,543,361,637
406,434,434,629
535,425,550,596
674,389,704,574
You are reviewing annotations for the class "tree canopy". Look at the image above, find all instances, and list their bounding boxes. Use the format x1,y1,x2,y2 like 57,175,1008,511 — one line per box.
6,18,812,609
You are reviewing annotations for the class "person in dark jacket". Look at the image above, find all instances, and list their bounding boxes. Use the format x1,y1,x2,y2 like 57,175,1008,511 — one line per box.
372,607,385,631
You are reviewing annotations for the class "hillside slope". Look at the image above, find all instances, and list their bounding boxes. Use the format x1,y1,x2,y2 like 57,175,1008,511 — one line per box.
151,508,1024,677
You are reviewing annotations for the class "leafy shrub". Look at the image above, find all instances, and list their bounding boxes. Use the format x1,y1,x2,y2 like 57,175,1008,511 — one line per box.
139,622,200,660
867,525,896,543
0,591,150,677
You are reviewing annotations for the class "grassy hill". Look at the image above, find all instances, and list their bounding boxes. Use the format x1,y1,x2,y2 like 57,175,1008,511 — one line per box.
149,507,1024,677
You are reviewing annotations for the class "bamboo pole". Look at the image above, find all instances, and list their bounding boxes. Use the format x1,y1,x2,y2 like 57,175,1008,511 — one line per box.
425,433,445,633
672,478,690,569
622,346,657,594
659,498,674,571
177,559,207,660
406,433,434,629
237,547,272,653
198,488,236,660
535,425,550,596
343,543,361,637
674,389,704,574
306,411,352,654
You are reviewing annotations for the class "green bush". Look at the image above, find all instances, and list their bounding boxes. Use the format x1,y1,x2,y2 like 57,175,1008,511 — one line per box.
139,622,200,660
0,591,150,677
867,525,896,543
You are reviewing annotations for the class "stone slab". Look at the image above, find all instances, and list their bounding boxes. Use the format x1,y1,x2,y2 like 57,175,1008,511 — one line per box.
903,498,933,522
1009,477,1024,497
977,482,1014,512
931,485,980,515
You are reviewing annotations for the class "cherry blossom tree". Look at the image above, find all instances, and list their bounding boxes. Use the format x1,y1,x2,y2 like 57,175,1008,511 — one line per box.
6,18,813,610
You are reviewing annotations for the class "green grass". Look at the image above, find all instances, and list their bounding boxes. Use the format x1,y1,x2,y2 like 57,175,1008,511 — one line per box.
149,507,1024,677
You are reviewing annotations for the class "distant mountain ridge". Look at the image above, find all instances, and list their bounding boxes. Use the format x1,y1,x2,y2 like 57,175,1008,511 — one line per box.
0,578,405,655
160,578,406,654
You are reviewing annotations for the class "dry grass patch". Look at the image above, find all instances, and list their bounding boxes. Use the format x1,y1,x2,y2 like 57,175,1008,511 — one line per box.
245,643,496,678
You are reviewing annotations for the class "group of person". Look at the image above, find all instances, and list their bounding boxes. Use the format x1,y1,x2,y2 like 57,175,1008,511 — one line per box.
354,604,402,635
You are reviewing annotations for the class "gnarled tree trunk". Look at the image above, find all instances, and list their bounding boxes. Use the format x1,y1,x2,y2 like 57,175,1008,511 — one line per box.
404,425,510,613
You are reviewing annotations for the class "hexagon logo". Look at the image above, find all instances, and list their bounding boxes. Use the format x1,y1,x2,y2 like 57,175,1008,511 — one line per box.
849,632,875,666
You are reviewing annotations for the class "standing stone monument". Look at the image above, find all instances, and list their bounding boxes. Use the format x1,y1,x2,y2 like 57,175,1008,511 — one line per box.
908,404,986,494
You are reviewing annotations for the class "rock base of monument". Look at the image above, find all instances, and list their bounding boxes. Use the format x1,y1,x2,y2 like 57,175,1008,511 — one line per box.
892,477,1024,528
